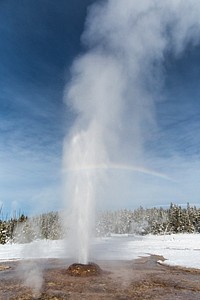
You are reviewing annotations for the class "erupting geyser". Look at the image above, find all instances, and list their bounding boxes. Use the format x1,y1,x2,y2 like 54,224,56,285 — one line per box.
63,55,122,264
63,0,200,267
63,123,108,264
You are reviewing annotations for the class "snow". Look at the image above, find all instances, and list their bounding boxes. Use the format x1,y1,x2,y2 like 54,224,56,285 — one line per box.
0,234,199,270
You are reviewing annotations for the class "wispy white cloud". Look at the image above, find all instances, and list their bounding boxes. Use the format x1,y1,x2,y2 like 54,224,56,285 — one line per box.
0,130,62,215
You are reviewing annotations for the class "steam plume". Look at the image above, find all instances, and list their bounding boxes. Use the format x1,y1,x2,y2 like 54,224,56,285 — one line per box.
63,0,200,263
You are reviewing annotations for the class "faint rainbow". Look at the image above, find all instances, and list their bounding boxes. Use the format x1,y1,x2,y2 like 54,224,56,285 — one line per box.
63,163,174,182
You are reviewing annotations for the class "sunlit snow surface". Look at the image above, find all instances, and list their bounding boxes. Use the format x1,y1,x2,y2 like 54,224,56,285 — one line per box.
0,234,200,269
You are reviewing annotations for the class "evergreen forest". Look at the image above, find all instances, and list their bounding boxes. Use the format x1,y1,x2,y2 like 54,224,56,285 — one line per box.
0,203,200,244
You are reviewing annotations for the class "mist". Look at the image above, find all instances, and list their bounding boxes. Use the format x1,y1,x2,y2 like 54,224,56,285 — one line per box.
63,0,200,263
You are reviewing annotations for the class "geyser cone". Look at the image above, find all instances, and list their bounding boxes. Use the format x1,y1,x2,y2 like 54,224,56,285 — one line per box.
67,262,102,277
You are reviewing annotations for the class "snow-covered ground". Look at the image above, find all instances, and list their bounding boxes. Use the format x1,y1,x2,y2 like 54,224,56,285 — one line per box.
0,234,199,269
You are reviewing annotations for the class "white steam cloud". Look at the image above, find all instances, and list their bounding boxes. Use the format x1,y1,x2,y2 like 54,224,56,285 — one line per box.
18,260,43,298
63,0,200,263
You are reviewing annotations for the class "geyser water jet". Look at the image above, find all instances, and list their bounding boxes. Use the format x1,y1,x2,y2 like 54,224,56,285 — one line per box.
63,122,109,264
63,54,124,264
63,0,200,265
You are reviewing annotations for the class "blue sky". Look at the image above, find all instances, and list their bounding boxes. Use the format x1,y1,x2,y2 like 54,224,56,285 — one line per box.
1,0,200,216
0,0,94,215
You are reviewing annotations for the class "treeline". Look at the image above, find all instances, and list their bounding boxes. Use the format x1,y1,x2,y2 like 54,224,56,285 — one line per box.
0,203,200,244
0,212,63,244
0,214,27,244
96,203,200,236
